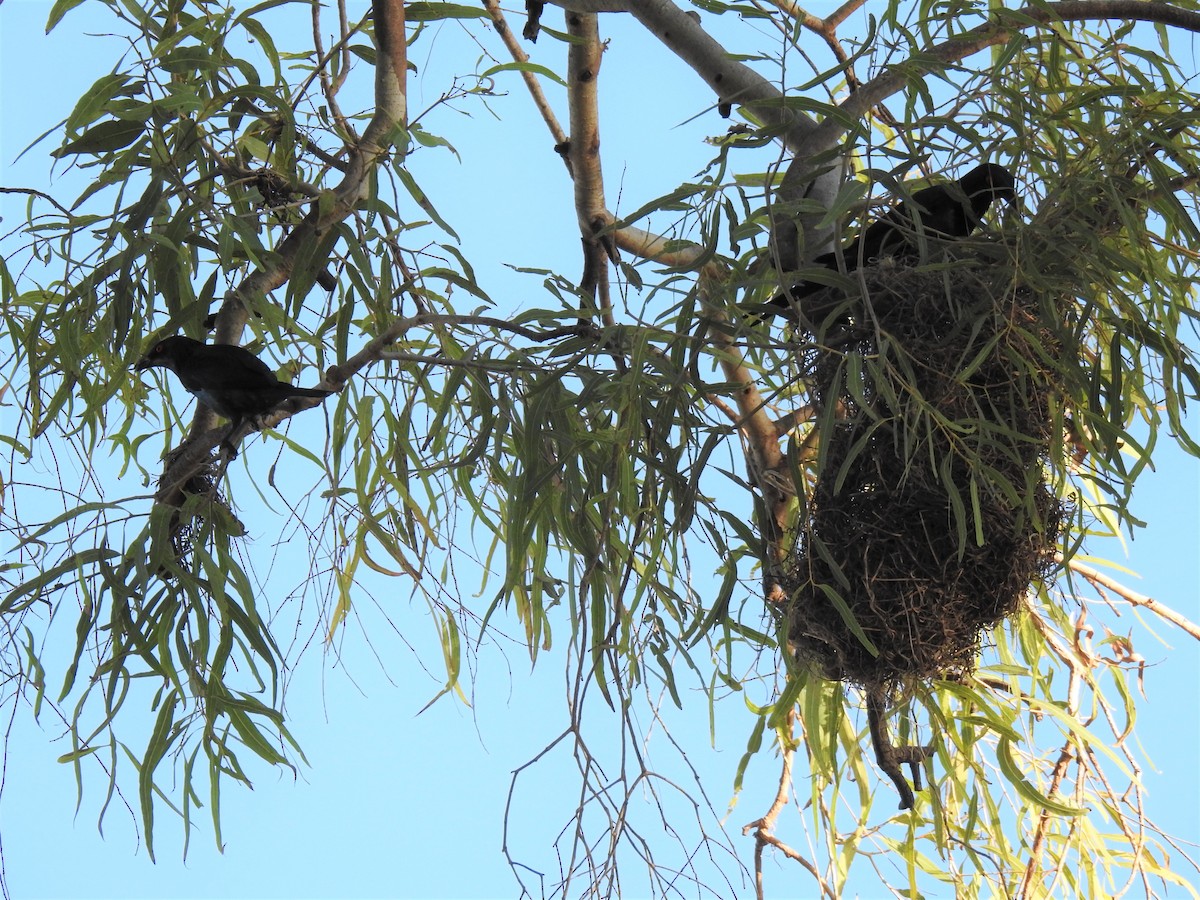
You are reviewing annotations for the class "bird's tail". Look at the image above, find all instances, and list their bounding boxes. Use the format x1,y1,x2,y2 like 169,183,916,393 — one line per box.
288,386,335,399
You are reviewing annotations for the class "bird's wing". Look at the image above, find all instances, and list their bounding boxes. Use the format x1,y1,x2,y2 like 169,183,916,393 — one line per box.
196,385,330,423
173,345,281,393
892,183,976,242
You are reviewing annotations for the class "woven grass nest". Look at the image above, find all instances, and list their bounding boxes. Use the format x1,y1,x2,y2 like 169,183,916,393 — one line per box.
156,447,243,570
784,256,1065,690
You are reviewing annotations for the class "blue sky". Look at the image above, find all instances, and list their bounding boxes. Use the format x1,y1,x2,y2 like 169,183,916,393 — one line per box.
1,2,1198,898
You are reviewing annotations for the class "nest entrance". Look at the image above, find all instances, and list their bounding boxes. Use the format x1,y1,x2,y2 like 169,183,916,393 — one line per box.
780,258,1065,806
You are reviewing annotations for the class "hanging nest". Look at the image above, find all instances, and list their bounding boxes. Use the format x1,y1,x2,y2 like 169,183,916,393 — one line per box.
783,254,1065,690
154,445,244,571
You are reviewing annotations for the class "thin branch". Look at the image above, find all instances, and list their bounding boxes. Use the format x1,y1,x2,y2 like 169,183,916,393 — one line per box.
624,0,818,152
209,0,406,342
1060,553,1200,640
309,0,355,139
0,186,73,217
866,687,934,811
154,310,605,501
325,311,604,387
1016,649,1086,899
764,0,900,134
377,349,526,372
1015,740,1077,899
622,0,843,269
481,0,569,148
787,0,1200,168
825,0,865,30
741,712,835,900
503,726,575,889
484,0,710,270
292,2,371,128
694,269,795,589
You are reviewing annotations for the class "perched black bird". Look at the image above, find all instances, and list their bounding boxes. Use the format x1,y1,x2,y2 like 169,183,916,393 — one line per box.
770,163,1017,318
136,335,333,458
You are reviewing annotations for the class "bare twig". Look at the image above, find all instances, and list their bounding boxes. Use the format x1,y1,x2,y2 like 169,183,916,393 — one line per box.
1016,651,1085,899
481,0,569,148
741,711,835,900
309,0,355,139
1015,739,1078,898
1060,553,1200,640
0,186,73,218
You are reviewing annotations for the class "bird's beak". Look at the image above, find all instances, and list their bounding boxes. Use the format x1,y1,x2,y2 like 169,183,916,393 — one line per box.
134,355,153,372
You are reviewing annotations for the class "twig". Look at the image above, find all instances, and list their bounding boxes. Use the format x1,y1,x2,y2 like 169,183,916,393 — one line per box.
309,0,355,140
741,711,836,900
1060,553,1200,640
1015,741,1079,898
0,186,73,218
481,0,569,148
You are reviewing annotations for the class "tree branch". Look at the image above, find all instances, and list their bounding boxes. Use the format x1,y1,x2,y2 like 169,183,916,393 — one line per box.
481,0,569,147
1061,553,1200,641
0,186,73,218
866,687,934,811
695,269,794,594
635,0,854,268
773,0,1200,272
565,10,617,323
308,0,357,140
546,0,629,11
786,0,1200,169
625,0,842,268
626,1,812,148
484,1,719,270
741,711,836,900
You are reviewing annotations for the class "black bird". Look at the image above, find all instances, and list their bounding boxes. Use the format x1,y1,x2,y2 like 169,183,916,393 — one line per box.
770,163,1017,318
136,335,334,458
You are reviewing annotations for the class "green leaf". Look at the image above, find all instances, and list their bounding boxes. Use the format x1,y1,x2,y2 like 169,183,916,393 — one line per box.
406,3,487,21
45,0,86,32
814,582,879,657
395,167,459,240
56,746,101,764
53,118,146,157
226,708,287,767
410,124,459,158
0,547,120,615
480,61,567,87
140,691,181,862
996,737,1087,817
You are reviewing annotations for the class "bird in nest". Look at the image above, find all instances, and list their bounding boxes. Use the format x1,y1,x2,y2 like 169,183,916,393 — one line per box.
767,162,1018,320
